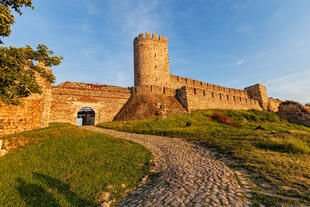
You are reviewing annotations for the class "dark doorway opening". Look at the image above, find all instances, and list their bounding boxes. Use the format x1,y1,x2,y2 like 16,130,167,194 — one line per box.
77,107,95,126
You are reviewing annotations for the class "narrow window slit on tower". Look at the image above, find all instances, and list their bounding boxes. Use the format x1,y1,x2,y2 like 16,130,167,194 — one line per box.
194,88,197,95
163,87,166,94
203,90,206,96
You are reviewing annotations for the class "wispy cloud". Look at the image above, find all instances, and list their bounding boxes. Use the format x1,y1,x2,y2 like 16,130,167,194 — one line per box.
83,0,100,15
104,0,172,36
256,51,268,57
235,51,267,66
265,67,310,103
236,60,243,65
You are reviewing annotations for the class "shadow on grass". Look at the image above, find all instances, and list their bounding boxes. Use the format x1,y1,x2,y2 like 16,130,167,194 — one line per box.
16,173,95,207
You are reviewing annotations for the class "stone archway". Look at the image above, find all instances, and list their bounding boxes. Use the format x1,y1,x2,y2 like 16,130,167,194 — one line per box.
77,107,95,126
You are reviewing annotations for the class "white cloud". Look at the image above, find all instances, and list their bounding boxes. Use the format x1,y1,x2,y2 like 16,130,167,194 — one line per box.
104,0,173,36
256,51,268,57
236,60,243,65
266,68,310,103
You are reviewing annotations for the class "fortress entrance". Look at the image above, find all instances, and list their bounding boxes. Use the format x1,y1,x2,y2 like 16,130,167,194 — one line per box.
77,107,95,126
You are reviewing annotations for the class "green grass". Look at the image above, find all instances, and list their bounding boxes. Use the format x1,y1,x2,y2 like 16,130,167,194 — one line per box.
0,123,151,207
98,109,310,205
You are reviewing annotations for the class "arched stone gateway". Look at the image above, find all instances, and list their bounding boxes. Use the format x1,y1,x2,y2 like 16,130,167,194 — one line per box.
77,107,95,126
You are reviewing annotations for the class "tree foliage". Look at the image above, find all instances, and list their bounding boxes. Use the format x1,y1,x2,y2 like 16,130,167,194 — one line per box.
305,103,310,107
0,0,63,105
0,0,33,43
0,44,62,105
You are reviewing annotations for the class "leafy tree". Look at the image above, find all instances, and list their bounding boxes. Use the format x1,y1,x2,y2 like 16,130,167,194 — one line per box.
305,103,310,107
0,0,63,105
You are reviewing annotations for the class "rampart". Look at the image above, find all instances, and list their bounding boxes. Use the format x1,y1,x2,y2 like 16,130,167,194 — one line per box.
134,33,170,87
132,85,176,97
176,86,261,112
277,102,310,127
50,82,131,125
0,33,288,136
170,74,249,98
0,65,52,136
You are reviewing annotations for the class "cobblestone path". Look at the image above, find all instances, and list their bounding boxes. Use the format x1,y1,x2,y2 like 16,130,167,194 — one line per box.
83,126,251,207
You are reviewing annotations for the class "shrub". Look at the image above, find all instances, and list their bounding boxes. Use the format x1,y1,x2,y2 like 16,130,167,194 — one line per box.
211,112,240,127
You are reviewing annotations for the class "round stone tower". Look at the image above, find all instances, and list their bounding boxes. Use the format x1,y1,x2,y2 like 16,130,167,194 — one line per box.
134,33,170,87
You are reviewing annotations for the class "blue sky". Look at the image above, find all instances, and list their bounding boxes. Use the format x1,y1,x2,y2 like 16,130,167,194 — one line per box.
4,0,310,103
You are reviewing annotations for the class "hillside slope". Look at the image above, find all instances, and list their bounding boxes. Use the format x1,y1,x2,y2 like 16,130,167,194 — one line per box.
99,109,310,206
114,94,187,121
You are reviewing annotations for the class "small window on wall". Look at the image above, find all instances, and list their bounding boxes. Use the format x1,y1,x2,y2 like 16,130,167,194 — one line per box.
194,88,197,94
203,90,206,96
155,65,157,69
154,53,157,57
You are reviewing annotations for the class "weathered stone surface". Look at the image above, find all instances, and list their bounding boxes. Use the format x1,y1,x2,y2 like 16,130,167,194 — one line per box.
0,66,52,137
50,82,131,125
0,33,282,136
277,102,310,127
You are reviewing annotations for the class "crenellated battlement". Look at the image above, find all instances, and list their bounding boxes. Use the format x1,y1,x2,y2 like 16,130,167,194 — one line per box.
176,86,261,112
135,33,167,42
170,74,249,98
134,32,170,87
133,32,268,112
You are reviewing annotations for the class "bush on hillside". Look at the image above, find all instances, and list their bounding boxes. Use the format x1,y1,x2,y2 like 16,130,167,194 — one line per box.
211,112,240,127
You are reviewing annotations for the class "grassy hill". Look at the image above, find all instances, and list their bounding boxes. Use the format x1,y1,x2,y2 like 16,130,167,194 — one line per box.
0,123,151,207
98,109,310,206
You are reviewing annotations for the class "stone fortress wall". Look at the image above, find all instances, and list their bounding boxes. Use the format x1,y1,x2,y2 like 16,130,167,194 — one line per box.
133,33,280,112
50,82,131,125
0,32,285,136
0,64,52,136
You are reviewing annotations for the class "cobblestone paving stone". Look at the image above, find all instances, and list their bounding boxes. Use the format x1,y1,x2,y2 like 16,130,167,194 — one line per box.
83,126,252,207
